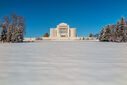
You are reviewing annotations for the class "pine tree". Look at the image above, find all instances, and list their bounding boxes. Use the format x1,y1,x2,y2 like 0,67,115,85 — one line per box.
104,25,112,41
99,27,105,41
121,16,125,25
89,33,93,37
43,33,49,37
99,16,127,42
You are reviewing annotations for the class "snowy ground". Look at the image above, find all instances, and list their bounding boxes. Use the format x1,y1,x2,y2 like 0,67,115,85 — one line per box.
0,41,127,85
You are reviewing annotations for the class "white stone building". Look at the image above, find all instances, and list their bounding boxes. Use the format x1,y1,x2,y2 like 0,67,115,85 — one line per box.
24,23,97,41
50,23,78,40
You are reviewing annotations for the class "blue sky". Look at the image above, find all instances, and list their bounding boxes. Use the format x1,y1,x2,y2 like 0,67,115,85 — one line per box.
0,0,127,37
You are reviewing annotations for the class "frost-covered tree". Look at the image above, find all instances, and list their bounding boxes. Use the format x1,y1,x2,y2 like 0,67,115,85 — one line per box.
0,24,7,42
99,27,106,41
104,25,112,41
99,16,127,42
0,13,26,43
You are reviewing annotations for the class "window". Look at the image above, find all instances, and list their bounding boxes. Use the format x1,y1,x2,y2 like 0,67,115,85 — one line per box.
61,35,66,37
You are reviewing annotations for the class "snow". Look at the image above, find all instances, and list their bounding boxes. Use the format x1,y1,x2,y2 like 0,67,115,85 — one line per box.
0,41,127,85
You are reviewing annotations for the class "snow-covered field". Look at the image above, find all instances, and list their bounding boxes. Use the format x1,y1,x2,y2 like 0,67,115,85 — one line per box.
0,41,127,85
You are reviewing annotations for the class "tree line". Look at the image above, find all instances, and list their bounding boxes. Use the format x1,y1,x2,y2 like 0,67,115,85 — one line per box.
99,16,127,42
0,13,26,43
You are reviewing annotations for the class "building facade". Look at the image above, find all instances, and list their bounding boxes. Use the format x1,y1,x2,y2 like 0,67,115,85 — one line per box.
50,23,77,40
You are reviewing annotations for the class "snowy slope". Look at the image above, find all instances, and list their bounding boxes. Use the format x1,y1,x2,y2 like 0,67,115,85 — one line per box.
0,41,127,85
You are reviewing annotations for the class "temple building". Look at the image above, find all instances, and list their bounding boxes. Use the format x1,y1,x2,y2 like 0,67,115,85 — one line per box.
41,23,97,40
50,23,77,40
